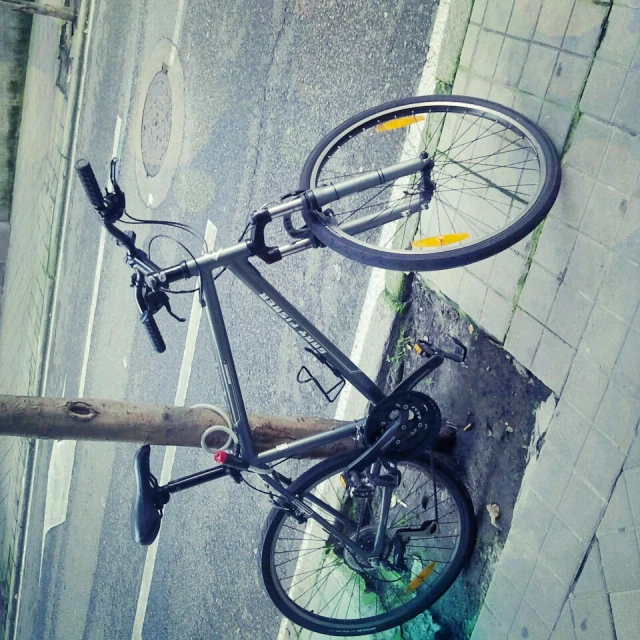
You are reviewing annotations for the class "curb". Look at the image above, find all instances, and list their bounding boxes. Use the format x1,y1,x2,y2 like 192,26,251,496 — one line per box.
2,0,95,637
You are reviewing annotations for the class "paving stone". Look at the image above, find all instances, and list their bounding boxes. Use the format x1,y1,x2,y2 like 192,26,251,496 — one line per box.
546,284,593,348
489,82,517,107
509,599,551,640
580,305,628,373
485,569,524,633
545,399,590,465
535,214,578,277
565,116,612,179
612,329,640,398
625,434,640,470
460,23,480,68
550,166,594,230
613,67,640,135
598,5,640,67
474,610,510,640
458,269,488,321
484,0,515,31
594,379,640,454
512,230,536,258
597,474,634,535
519,262,559,323
466,72,493,99
520,43,559,98
471,0,488,24
625,466,640,528
546,52,591,110
437,266,464,301
563,346,609,422
525,558,569,629
615,197,640,262
507,0,543,40
558,472,606,542
576,427,625,499
531,328,575,393
489,249,526,300
597,255,640,324
572,540,607,599
610,590,640,640
551,600,576,640
511,487,556,553
453,68,469,93
569,595,615,640
473,29,505,79
563,234,611,301
529,444,574,511
513,91,544,123
495,37,529,85
538,101,575,154
580,183,627,249
467,255,496,282
472,605,509,640
534,0,575,47
505,307,544,367
580,60,627,122
598,528,640,592
599,128,640,197
480,287,512,342
539,516,588,587
562,1,608,57
498,536,540,594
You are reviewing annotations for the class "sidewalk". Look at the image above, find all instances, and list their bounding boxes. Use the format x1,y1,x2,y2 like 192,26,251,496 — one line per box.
420,0,640,638
0,1,88,635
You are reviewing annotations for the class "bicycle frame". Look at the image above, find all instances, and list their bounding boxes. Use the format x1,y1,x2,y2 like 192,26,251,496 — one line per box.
125,153,434,557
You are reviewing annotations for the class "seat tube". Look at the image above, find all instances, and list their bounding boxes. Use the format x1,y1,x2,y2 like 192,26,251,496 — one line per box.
199,269,256,462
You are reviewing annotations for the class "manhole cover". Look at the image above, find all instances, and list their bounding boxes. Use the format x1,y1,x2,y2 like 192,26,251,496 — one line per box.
141,68,172,177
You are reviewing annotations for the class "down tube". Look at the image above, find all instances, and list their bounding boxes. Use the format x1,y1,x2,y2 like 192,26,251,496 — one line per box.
199,269,256,461
230,260,385,405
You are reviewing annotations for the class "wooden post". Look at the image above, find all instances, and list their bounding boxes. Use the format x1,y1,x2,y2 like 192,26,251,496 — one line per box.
0,396,456,457
0,0,76,22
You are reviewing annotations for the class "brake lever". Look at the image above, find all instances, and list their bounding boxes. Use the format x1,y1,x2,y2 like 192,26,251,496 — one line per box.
101,158,126,224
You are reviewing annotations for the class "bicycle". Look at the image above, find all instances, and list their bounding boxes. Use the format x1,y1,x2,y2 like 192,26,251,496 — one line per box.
76,96,560,636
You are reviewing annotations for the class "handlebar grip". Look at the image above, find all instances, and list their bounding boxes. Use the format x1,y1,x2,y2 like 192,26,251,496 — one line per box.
140,312,166,354
75,159,105,209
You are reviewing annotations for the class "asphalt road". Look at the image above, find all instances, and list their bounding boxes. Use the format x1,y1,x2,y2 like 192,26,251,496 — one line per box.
16,1,438,638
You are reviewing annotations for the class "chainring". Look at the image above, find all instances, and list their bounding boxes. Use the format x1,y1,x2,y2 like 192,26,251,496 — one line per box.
364,391,441,457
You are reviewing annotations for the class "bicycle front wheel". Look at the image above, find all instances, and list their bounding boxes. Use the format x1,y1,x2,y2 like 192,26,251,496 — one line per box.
300,96,561,271
260,450,475,636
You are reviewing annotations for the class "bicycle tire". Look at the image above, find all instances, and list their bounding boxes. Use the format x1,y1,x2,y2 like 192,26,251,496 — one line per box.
300,96,561,271
259,449,475,636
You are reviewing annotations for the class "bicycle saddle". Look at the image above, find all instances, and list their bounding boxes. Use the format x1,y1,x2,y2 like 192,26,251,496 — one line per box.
132,445,167,546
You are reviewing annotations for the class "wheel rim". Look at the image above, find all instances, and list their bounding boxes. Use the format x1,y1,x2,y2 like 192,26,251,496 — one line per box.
267,458,464,630
308,99,550,260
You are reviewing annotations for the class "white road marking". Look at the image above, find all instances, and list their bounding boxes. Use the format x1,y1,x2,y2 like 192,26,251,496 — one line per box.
276,2,453,635
39,115,122,581
168,0,186,67
131,221,217,640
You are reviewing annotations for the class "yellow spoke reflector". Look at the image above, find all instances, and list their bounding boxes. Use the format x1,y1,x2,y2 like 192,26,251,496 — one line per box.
405,561,437,593
412,232,470,248
376,115,425,132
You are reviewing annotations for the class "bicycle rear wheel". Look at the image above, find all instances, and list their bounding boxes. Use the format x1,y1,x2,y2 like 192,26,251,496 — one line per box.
300,96,561,271
260,449,475,636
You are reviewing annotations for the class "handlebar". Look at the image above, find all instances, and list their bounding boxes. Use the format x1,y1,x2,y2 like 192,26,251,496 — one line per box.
140,311,166,353
76,159,105,210
75,158,169,354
